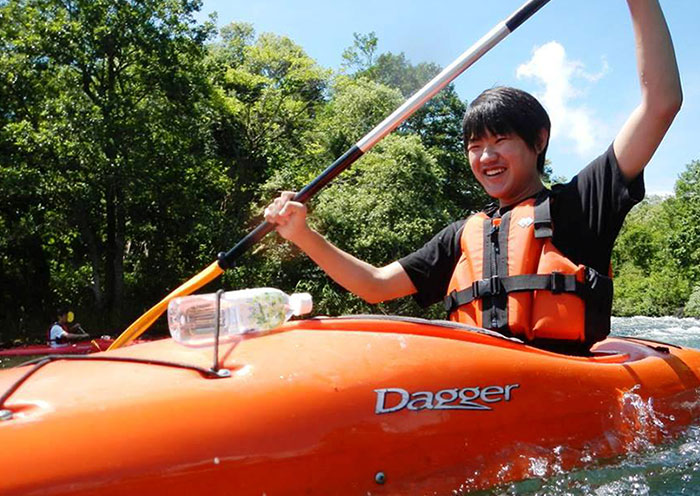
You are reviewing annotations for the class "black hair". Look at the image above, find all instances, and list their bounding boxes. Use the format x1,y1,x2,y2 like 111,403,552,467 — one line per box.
462,86,551,173
57,306,70,317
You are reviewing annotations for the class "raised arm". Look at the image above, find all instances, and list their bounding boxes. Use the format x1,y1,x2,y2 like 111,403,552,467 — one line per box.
613,0,682,181
264,192,417,304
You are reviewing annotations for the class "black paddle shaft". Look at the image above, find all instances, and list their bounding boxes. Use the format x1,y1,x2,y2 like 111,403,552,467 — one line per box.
217,0,551,270
217,146,363,269
506,0,550,31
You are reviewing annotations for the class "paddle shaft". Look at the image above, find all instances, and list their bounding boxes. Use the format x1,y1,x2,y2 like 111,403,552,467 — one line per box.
109,0,551,349
217,0,551,269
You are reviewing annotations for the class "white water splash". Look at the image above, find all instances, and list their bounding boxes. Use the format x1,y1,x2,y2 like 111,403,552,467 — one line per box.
594,474,650,496
611,316,700,349
618,386,668,452
528,457,549,478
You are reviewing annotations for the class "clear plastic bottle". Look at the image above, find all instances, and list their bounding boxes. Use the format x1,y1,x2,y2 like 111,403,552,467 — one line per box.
167,288,312,345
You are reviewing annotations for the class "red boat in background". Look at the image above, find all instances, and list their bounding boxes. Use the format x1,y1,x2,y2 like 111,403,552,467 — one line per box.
0,337,141,357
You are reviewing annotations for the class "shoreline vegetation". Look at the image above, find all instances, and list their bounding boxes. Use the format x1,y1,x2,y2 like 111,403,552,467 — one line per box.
613,187,700,319
1,1,698,345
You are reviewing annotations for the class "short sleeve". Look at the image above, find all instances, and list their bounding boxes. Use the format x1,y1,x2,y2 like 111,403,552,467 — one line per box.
398,220,465,307
50,325,67,341
550,143,645,273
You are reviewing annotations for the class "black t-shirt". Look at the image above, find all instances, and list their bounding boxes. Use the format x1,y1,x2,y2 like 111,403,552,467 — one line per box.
399,144,645,308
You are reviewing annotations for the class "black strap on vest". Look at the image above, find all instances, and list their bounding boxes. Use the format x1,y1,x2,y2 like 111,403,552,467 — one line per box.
444,272,585,312
534,193,553,239
482,215,511,331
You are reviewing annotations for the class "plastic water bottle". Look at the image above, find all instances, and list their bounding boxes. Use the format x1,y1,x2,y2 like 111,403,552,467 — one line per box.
167,288,313,345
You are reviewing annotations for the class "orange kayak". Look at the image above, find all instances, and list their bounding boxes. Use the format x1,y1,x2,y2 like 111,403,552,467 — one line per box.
1,316,699,495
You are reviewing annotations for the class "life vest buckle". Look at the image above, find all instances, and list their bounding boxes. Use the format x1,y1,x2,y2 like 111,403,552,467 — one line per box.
585,267,601,288
489,275,501,296
471,280,480,298
550,272,565,294
473,276,502,297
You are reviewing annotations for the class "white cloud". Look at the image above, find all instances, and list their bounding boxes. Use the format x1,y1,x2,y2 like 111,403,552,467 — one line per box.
516,41,608,157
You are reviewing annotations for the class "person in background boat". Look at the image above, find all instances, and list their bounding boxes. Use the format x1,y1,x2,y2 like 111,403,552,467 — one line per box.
264,0,681,353
48,307,89,347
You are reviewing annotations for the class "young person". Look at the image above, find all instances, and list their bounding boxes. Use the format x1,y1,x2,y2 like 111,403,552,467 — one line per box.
264,0,681,352
48,307,89,347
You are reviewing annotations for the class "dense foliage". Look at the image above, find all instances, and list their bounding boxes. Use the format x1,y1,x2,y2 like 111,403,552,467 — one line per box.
0,0,229,340
0,2,697,345
612,160,700,317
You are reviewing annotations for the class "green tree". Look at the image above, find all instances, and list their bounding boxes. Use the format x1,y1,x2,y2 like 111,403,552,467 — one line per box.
308,134,452,317
208,23,330,247
541,162,567,187
315,75,403,157
343,40,489,216
612,196,692,316
684,285,700,318
666,160,700,283
341,32,378,73
0,0,223,337
612,160,700,317
367,52,439,99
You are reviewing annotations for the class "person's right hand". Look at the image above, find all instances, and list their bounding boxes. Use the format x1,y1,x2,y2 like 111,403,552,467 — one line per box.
73,324,89,336
264,191,310,243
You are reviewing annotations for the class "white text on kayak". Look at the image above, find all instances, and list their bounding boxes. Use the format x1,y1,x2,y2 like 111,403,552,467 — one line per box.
374,384,520,414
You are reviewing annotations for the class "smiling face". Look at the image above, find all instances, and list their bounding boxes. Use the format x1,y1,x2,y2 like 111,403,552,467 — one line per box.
467,130,545,207
461,87,552,207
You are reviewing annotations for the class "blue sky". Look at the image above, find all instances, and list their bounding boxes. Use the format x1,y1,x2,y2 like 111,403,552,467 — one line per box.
196,0,699,195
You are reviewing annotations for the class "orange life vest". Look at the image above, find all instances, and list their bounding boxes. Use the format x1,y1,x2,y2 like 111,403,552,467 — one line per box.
443,194,613,345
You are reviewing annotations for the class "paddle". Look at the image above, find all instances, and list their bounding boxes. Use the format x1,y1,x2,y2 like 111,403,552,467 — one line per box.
108,0,552,350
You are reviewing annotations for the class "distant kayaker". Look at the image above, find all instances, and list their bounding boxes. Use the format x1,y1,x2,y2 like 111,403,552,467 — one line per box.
48,307,89,347
264,0,681,354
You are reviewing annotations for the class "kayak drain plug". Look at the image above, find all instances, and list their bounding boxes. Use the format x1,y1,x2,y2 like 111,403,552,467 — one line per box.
0,409,12,421
375,472,386,485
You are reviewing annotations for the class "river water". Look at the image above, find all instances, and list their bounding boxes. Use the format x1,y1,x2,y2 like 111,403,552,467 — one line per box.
2,316,700,494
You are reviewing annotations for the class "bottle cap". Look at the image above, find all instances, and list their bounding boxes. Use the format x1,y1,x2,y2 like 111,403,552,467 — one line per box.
289,293,313,316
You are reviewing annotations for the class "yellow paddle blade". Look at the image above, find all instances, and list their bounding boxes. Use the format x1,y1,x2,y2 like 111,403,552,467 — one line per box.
108,261,224,350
